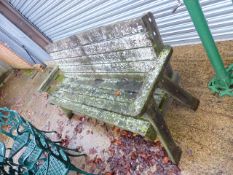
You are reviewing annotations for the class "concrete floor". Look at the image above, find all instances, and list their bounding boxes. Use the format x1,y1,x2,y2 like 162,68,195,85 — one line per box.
0,40,233,174
169,40,233,175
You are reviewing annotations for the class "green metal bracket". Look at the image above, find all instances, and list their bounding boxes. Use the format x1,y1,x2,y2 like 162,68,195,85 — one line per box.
183,0,233,96
208,64,233,96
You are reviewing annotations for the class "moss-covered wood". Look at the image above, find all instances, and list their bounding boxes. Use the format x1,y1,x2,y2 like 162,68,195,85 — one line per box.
50,48,171,117
51,47,157,64
49,96,157,140
40,12,200,164
144,100,182,164
47,72,65,94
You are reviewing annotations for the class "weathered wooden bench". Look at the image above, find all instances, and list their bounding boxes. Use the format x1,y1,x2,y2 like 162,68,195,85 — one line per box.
39,12,199,164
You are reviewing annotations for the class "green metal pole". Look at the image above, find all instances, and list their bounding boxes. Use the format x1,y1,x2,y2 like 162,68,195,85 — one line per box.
183,0,231,88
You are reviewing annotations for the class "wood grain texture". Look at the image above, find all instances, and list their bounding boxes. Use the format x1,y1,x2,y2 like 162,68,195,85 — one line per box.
51,47,156,64
50,33,152,59
59,60,159,73
43,13,176,149
49,96,157,140
45,17,146,53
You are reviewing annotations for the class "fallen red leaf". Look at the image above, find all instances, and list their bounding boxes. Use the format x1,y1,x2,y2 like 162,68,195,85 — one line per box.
93,157,102,164
112,139,122,146
162,156,169,164
114,89,121,96
105,172,114,175
131,152,138,160
89,148,97,155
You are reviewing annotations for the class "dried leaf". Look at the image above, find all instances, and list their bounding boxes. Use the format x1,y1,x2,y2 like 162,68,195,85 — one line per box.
105,172,114,175
162,156,169,164
60,135,70,147
89,148,97,155
114,89,121,96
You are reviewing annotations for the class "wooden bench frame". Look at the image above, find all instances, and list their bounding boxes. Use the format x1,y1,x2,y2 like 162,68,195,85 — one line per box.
40,12,199,164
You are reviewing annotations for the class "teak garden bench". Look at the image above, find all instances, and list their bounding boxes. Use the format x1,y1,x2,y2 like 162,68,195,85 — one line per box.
39,12,199,164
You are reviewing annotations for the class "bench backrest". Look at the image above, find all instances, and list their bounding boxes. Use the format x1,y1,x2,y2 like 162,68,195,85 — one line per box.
46,12,166,79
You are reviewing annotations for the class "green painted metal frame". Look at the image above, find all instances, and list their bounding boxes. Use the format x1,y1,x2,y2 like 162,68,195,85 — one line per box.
0,141,28,175
183,0,233,96
0,107,94,175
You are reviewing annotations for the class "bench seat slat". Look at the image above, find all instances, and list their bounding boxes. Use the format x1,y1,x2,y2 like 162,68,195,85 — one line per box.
50,33,152,59
52,90,131,115
62,77,143,93
49,96,156,140
45,17,146,53
57,85,136,103
59,80,140,101
58,86,136,102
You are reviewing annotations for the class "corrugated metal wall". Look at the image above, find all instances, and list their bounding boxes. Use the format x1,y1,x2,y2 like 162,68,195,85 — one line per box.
0,14,50,64
7,0,233,46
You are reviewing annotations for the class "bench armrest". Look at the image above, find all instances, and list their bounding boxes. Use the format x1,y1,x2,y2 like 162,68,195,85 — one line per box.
130,47,172,116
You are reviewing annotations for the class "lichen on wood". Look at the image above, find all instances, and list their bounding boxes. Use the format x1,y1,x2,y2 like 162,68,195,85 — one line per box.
41,13,173,143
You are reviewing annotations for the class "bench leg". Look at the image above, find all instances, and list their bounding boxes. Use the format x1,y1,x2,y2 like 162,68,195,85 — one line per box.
164,63,173,78
145,105,182,164
158,71,180,115
160,75,200,111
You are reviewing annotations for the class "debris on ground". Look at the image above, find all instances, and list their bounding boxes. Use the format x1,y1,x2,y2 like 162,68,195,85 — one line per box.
0,70,181,174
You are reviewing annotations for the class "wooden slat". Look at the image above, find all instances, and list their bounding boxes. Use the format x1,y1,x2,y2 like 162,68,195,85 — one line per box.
52,90,131,115
49,96,154,138
63,72,145,80
59,80,139,102
45,17,146,53
59,60,158,73
62,77,143,92
50,33,152,59
52,47,156,65
58,85,135,103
